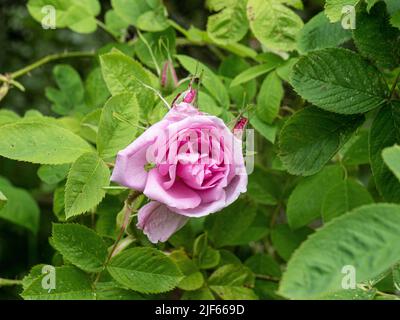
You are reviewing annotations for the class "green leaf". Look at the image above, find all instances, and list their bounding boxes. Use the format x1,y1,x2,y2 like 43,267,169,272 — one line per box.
322,179,373,222
0,120,92,164
111,0,153,25
65,152,110,218
250,115,277,143
193,233,221,269
279,203,400,299
0,184,40,234
0,191,6,211
341,130,370,166
353,2,400,69
170,250,204,291
136,7,169,32
205,200,258,247
104,10,129,38
51,223,108,272
382,145,400,182
175,54,229,108
45,65,85,116
37,164,70,185
279,107,364,176
256,71,284,124
99,51,154,108
297,12,351,54
27,0,100,33
287,165,343,229
208,264,258,300
84,67,110,110
247,0,304,51
391,10,400,29
320,288,377,300
21,266,94,300
324,0,359,22
107,247,183,294
95,282,144,300
271,224,313,261
207,0,248,45
369,103,400,202
181,288,215,300
97,93,140,159
290,48,388,114
0,109,20,126
230,57,283,88
245,254,281,278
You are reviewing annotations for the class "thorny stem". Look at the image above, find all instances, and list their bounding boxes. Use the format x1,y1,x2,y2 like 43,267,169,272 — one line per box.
93,191,141,287
0,278,23,287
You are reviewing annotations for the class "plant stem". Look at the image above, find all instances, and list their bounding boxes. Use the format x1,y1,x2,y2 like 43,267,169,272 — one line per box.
10,51,95,79
389,69,400,101
255,274,280,282
0,278,23,287
93,191,141,287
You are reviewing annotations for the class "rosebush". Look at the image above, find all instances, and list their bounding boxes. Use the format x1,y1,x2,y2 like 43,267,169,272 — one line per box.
0,0,400,300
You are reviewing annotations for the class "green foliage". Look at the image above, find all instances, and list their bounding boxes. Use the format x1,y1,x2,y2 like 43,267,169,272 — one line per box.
290,48,388,114
107,247,183,294
64,152,110,218
279,204,400,299
51,223,108,272
2,0,400,301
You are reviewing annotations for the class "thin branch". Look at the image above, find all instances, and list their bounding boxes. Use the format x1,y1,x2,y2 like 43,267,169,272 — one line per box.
10,51,95,79
0,278,23,287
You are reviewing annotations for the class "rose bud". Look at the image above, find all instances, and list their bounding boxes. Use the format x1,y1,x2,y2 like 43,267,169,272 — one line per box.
161,60,178,92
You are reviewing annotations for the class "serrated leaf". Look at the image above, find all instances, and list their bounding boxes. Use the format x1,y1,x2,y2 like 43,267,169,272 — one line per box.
320,288,376,300
107,247,183,294
322,179,373,222
208,264,258,300
99,51,154,109
111,0,153,25
256,71,284,124
287,165,344,229
65,152,110,218
207,0,248,45
369,103,400,202
181,287,215,300
175,54,229,108
324,0,359,22
382,145,400,182
279,106,364,176
250,115,277,143
297,12,351,54
279,203,400,299
51,223,108,272
97,93,140,159
21,266,94,300
136,7,169,32
353,2,400,69
290,48,388,114
341,130,369,166
0,120,92,164
247,0,304,51
0,109,20,126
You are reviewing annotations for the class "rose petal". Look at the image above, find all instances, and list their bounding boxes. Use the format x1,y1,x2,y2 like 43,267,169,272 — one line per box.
137,201,188,243
144,169,202,209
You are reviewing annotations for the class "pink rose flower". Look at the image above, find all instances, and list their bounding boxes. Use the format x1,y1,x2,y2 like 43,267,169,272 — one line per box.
111,100,247,243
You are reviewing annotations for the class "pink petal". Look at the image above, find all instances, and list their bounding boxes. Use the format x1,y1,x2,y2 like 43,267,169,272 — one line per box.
144,169,202,210
137,201,188,243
